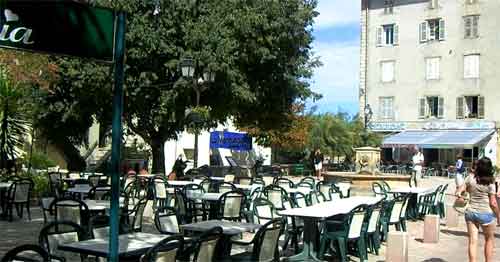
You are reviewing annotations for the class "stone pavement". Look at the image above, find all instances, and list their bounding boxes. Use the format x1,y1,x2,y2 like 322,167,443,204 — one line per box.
0,176,499,261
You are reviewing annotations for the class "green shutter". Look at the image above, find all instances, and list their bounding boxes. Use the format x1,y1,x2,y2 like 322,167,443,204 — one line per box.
478,96,485,119
456,97,464,119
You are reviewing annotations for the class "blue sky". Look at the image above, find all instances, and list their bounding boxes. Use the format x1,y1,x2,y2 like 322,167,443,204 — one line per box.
308,1,361,116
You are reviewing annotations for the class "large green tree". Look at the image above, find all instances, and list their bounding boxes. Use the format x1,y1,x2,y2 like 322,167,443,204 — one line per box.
37,0,319,172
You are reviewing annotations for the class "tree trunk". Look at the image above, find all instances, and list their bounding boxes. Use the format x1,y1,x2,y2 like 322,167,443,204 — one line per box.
52,137,87,171
151,137,165,174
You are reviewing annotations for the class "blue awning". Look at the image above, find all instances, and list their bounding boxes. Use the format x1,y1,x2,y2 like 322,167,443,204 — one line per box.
209,131,253,151
382,130,495,149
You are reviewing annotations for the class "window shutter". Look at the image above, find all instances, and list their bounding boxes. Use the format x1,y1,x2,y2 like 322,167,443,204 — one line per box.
464,16,472,38
478,96,485,119
456,97,464,119
393,24,399,45
439,19,445,40
418,98,426,118
438,97,444,118
376,27,383,46
472,16,479,37
420,22,428,42
378,100,384,119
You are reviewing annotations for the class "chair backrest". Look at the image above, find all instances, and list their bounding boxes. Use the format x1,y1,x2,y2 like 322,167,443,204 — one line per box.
140,234,184,262
173,190,188,221
87,175,101,187
193,227,223,262
155,207,180,235
390,195,406,223
89,215,110,239
131,198,149,232
300,177,316,187
336,181,351,198
38,221,87,262
254,197,276,225
274,178,294,190
432,185,443,205
372,182,385,195
238,177,252,185
153,177,168,200
348,205,368,239
183,184,204,199
316,181,331,201
252,177,265,186
309,191,327,205
439,184,448,203
224,174,235,183
262,185,288,209
1,244,50,262
200,179,211,193
328,185,342,201
40,197,55,224
8,179,34,203
292,192,308,208
214,182,236,194
252,218,284,262
219,190,245,220
380,180,391,191
87,186,111,200
367,202,383,233
262,176,274,186
296,181,314,190
50,198,89,226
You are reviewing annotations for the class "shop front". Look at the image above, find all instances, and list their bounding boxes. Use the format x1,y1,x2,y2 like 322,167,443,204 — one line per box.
370,121,497,170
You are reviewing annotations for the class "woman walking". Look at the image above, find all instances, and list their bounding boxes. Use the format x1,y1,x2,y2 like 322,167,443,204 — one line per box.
313,149,324,180
456,157,500,262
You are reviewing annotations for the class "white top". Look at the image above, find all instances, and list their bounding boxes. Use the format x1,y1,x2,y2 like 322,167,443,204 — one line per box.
412,153,424,171
59,233,168,256
0,182,12,189
278,196,382,218
390,187,434,194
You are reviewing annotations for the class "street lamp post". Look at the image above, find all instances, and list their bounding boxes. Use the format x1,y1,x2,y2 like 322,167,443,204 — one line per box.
180,57,215,168
363,104,373,145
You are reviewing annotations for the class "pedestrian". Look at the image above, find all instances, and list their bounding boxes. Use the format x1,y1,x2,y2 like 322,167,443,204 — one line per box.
456,157,500,262
412,149,424,186
313,148,324,180
455,154,466,190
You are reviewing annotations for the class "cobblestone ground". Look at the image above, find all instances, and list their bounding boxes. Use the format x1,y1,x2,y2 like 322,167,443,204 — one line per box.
0,176,498,261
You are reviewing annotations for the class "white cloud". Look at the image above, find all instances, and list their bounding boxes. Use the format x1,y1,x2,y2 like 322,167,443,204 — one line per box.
311,41,360,104
315,0,361,29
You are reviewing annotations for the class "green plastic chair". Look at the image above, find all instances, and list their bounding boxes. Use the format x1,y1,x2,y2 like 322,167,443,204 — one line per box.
329,186,343,201
371,182,387,198
319,204,369,262
380,195,407,241
437,184,449,218
316,181,332,201
365,201,383,255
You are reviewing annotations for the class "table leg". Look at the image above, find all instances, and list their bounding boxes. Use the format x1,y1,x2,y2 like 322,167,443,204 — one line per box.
285,217,324,262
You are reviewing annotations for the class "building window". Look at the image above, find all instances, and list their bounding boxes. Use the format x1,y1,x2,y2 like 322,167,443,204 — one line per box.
384,0,395,14
429,0,438,9
379,97,395,120
464,15,479,38
420,19,445,42
418,96,444,118
464,54,480,79
376,24,399,46
457,96,484,119
425,57,440,80
381,60,395,82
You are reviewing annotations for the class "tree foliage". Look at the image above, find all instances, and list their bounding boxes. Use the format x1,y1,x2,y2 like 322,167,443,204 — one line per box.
36,0,320,172
307,113,382,162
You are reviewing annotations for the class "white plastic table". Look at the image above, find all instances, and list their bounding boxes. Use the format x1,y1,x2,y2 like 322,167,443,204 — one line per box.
166,180,197,187
279,196,382,261
59,232,168,258
389,187,434,195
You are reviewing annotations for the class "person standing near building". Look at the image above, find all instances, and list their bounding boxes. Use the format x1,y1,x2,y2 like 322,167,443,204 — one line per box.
412,149,424,186
455,154,466,190
456,157,500,262
313,148,324,180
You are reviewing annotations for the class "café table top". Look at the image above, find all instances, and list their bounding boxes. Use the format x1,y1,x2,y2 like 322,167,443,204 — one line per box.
59,232,168,258
389,187,434,194
0,182,12,189
58,199,129,211
166,180,197,187
67,186,92,194
181,220,261,235
278,196,382,219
